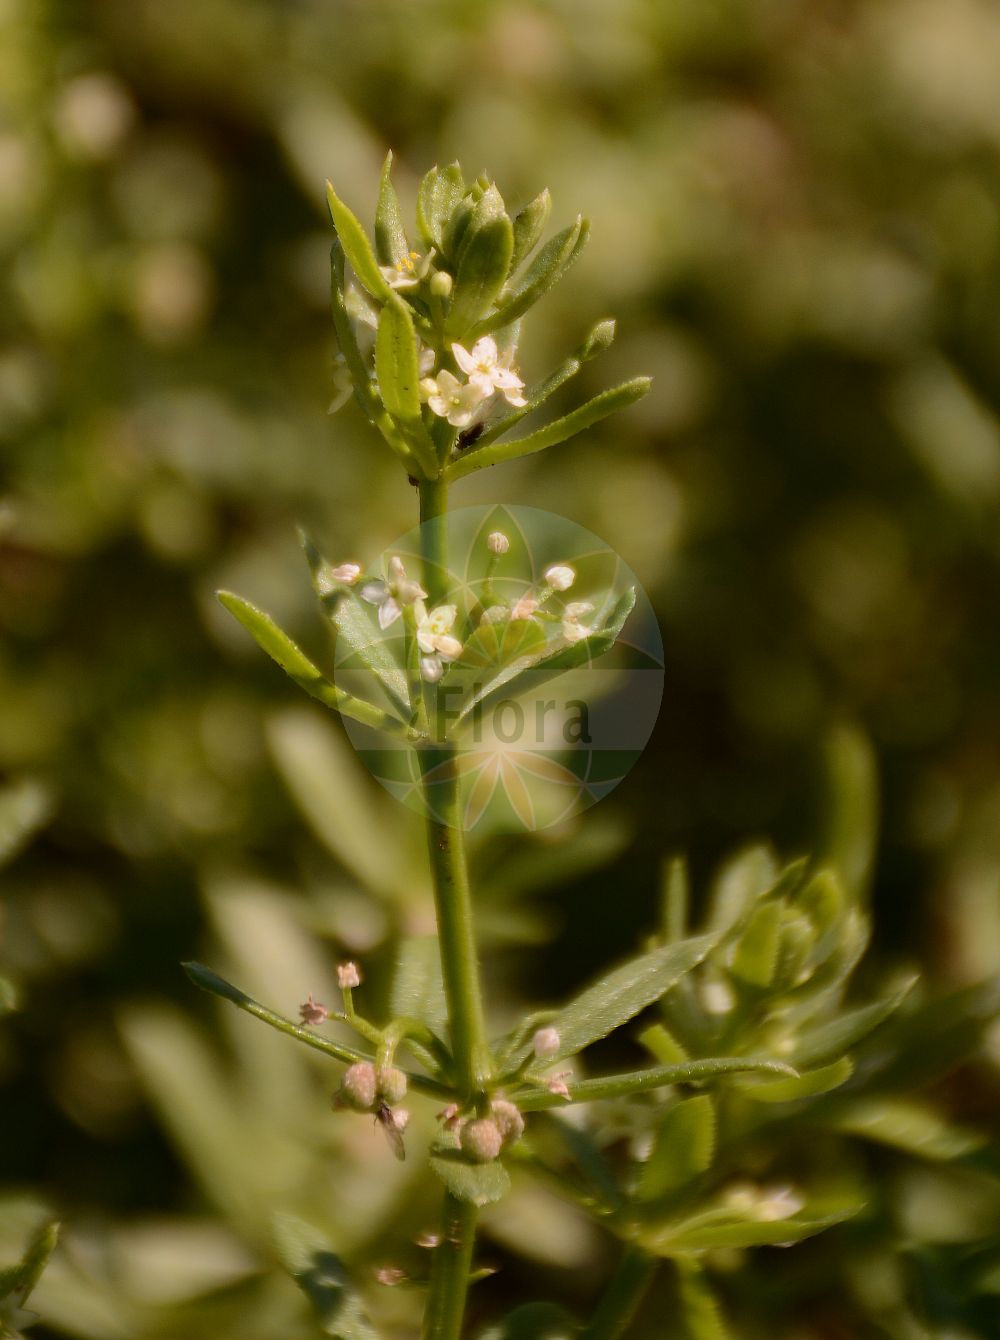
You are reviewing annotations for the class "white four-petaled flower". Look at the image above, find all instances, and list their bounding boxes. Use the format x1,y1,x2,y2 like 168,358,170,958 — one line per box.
419,369,485,427
544,564,576,592
452,337,527,406
561,601,594,643
416,603,463,680
380,249,431,291
360,555,427,630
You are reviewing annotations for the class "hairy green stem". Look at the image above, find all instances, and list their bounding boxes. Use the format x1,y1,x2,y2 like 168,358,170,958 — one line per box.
422,1194,478,1340
419,476,490,1340
581,1246,656,1340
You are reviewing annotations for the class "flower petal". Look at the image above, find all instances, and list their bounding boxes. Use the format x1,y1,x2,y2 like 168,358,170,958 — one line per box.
451,342,476,374
378,597,402,630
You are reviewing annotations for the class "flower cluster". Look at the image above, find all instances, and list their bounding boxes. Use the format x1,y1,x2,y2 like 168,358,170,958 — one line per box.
419,336,527,429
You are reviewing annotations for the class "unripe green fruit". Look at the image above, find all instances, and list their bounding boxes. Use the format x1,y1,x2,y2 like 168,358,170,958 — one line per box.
340,1061,377,1111
461,1117,503,1163
377,1065,408,1106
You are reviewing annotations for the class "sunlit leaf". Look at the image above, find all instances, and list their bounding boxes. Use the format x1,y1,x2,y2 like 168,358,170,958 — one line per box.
374,150,408,266
429,1145,511,1207
326,181,391,302
636,1096,715,1201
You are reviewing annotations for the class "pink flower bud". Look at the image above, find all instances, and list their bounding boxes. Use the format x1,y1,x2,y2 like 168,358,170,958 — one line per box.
337,961,361,989
490,1099,525,1146
339,1061,377,1111
487,531,510,555
461,1117,504,1163
377,1066,408,1105
532,1026,561,1058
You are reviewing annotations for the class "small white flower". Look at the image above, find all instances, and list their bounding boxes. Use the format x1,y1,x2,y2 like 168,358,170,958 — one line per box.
701,978,735,1015
380,249,431,291
487,530,510,555
360,555,427,631
317,562,361,593
544,564,576,592
418,345,435,377
337,961,361,989
533,1026,561,1058
452,336,527,407
511,594,540,621
755,1185,804,1222
419,369,487,427
562,601,594,643
420,655,444,683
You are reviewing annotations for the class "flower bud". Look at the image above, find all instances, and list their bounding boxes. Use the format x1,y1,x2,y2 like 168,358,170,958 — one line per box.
532,1026,561,1058
429,270,453,298
490,1099,525,1146
487,531,510,555
299,993,328,1025
377,1066,408,1105
461,1117,504,1163
420,655,444,683
337,961,361,989
340,1061,377,1111
544,564,575,591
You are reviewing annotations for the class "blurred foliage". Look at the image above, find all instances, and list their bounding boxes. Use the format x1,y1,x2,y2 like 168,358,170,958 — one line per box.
2,0,1000,1336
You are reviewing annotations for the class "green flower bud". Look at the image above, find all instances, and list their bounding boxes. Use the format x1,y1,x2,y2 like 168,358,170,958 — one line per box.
430,270,453,298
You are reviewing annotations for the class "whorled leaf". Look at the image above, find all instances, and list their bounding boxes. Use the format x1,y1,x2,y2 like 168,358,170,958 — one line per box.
326,181,392,302
474,217,589,337
374,150,409,266
429,1143,511,1207
416,162,466,251
272,1214,378,1340
448,379,651,480
509,189,552,273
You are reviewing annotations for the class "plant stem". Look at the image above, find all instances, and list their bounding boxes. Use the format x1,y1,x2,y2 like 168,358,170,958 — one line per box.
419,475,490,1340
422,1194,478,1340
580,1246,656,1340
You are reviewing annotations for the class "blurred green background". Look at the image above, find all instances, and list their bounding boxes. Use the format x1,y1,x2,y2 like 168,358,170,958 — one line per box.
3,0,1000,1335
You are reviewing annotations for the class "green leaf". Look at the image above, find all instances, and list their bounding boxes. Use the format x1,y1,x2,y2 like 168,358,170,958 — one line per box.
390,935,448,1040
826,1098,989,1161
447,186,514,336
637,1096,715,1201
300,532,410,718
479,1302,576,1340
506,932,719,1070
0,1220,59,1307
676,1261,732,1340
0,777,53,868
375,293,422,424
738,1055,853,1103
638,1022,689,1066
416,162,465,250
515,1057,799,1111
729,900,782,988
326,180,391,302
455,588,637,726
429,1144,511,1206
272,1214,378,1340
791,978,916,1069
441,191,479,266
375,150,409,265
216,591,408,737
635,1198,862,1254
475,217,589,336
509,189,552,272
448,379,651,481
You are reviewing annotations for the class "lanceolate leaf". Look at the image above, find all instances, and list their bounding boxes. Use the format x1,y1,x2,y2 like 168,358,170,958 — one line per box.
375,150,409,265
416,162,465,250
217,591,410,737
326,181,392,302
456,588,637,725
509,188,552,272
505,933,719,1070
272,1213,378,1340
449,379,651,480
515,1057,797,1111
738,1055,853,1103
430,1144,511,1206
632,1199,862,1254
475,217,589,336
447,187,514,336
790,979,916,1069
299,532,410,718
676,1261,732,1340
637,1096,716,1201
375,295,438,476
